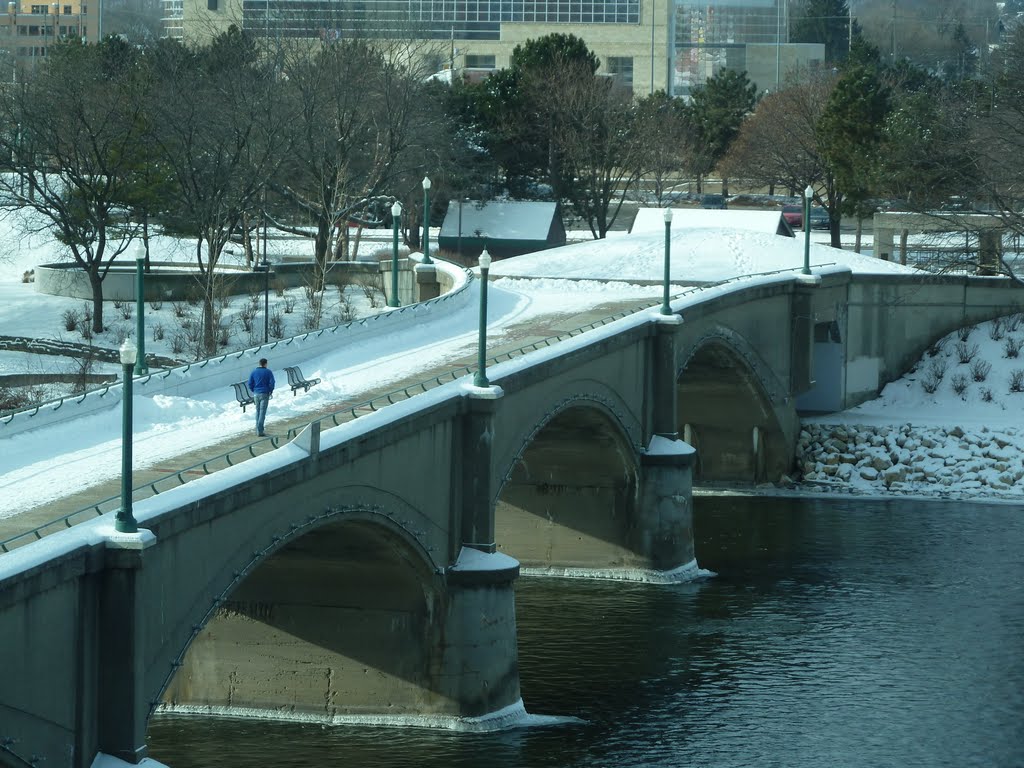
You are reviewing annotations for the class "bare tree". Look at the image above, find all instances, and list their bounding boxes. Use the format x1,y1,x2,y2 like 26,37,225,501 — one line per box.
271,33,447,286
720,70,844,244
146,29,292,354
0,38,149,332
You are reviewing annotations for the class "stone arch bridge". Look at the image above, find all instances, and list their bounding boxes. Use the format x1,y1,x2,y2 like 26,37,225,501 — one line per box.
1,268,1019,768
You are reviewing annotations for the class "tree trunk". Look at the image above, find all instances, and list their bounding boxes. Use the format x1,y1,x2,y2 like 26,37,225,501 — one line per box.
855,218,862,253
313,216,330,292
899,229,908,266
89,269,104,334
202,290,216,356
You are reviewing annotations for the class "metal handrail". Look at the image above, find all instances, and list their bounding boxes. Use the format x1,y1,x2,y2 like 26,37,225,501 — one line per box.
0,265,822,554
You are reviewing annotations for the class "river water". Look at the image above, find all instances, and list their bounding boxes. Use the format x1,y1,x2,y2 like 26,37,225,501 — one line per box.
147,494,1024,767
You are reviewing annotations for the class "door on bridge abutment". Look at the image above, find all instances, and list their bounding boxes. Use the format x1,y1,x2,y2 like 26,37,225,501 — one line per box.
155,516,518,723
795,321,844,414
677,342,792,483
494,404,688,575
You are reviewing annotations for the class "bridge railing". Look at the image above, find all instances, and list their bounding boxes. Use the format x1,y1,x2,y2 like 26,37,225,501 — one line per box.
0,265,832,554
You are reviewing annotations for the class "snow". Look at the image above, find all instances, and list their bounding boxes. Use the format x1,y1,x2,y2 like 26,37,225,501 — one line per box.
0,206,1017,551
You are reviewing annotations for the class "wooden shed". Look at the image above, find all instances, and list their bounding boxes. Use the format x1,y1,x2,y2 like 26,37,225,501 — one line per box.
437,200,566,259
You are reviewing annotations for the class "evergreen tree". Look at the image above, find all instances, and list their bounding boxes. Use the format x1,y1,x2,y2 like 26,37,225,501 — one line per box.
817,62,891,231
791,0,857,62
687,69,758,193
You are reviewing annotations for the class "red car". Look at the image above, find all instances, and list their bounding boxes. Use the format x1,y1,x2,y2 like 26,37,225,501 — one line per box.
781,204,830,230
781,204,803,228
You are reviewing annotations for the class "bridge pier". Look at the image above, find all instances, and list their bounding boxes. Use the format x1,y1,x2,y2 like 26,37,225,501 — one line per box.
441,549,522,720
97,532,158,766
636,440,696,572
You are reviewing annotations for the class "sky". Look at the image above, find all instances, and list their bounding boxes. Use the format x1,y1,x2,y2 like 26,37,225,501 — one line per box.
0,205,1020,531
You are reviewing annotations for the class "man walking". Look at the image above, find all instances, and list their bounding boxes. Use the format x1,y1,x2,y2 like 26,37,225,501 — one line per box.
247,358,275,437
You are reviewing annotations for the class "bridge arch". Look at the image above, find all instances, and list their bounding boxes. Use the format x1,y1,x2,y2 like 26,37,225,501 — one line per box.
678,327,796,482
494,390,646,574
155,502,454,723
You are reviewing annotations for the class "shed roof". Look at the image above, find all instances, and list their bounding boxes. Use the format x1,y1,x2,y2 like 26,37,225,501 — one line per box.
439,200,560,242
631,208,794,238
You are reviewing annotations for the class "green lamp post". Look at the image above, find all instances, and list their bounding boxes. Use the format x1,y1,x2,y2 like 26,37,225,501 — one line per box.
661,207,673,315
117,338,139,533
389,200,402,308
474,247,492,387
422,176,432,265
133,242,148,375
803,184,813,276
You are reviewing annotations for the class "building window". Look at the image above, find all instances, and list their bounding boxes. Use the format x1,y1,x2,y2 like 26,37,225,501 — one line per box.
606,56,633,92
207,0,217,9
464,54,494,68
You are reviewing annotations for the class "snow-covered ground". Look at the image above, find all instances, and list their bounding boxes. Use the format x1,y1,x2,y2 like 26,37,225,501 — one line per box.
0,205,1021,520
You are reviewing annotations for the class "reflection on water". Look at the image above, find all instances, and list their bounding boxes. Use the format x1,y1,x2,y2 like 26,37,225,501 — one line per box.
148,495,1024,768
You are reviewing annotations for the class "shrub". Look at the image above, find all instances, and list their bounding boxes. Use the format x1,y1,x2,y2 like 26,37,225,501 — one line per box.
238,304,257,332
269,310,284,338
954,341,979,364
172,303,189,318
951,373,968,396
119,302,134,320
922,370,942,394
1010,369,1024,393
170,332,185,354
149,300,163,311
1007,313,1024,332
981,387,994,402
956,325,973,342
989,317,1005,340
61,309,80,332
970,359,992,382
78,319,93,340
282,296,296,314
1004,337,1022,359
152,322,165,341
926,338,945,357
928,358,947,381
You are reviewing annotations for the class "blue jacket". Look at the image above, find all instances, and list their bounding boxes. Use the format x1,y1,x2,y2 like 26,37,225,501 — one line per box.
248,366,275,395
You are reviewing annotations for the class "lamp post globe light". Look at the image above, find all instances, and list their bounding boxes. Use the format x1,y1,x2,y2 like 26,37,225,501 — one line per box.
802,184,813,275
389,200,402,308
661,207,673,315
474,247,491,388
132,241,148,375
118,338,139,534
49,0,57,45
421,176,432,265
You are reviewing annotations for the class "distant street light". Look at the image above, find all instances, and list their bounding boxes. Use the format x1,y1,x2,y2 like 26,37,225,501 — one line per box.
474,247,491,387
133,242,148,376
421,176,432,265
803,185,813,276
117,338,138,534
661,207,673,315
49,0,57,47
389,200,402,307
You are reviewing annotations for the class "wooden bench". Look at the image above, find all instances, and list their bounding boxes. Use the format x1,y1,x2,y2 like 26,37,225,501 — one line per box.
232,381,255,411
284,365,321,395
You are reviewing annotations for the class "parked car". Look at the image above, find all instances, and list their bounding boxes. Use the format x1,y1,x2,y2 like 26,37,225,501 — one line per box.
700,194,727,209
781,204,830,229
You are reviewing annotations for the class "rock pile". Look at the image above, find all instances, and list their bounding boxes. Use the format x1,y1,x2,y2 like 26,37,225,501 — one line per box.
796,422,1024,496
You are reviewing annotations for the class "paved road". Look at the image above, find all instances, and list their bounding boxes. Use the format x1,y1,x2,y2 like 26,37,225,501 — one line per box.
0,293,659,553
